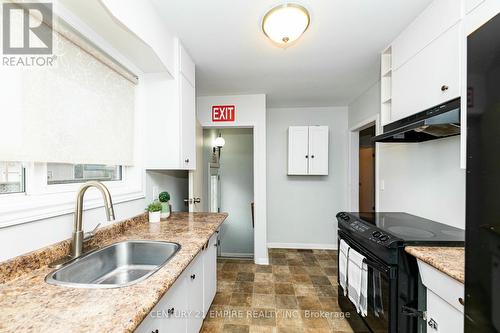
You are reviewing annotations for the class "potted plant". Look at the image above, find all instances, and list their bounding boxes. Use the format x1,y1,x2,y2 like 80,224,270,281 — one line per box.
146,201,162,223
159,191,171,219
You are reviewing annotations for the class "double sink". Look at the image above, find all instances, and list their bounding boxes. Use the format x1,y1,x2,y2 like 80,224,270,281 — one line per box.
45,240,180,288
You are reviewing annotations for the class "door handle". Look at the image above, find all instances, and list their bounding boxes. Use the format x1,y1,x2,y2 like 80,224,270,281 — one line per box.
193,197,201,204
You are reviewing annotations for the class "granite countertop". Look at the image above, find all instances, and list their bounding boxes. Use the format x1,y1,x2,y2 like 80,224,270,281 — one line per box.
405,246,465,283
0,212,227,333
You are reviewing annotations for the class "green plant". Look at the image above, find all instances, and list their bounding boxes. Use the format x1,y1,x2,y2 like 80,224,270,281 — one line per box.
146,201,162,212
159,191,170,202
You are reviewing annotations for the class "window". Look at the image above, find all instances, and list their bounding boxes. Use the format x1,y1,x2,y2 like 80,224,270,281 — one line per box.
0,162,25,194
47,164,122,185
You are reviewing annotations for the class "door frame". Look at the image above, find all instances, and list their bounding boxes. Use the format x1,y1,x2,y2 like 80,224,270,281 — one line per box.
347,115,381,212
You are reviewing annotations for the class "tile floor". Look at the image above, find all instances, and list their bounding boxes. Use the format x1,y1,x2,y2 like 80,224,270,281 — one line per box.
201,249,368,333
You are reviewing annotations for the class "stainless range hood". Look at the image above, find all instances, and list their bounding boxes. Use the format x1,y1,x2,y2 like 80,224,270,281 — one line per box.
372,98,461,143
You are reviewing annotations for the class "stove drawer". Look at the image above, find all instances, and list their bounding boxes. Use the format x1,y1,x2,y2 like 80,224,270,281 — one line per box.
417,259,464,313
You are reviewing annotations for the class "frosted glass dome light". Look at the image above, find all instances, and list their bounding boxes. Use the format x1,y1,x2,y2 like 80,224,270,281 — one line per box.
214,136,225,148
262,4,310,46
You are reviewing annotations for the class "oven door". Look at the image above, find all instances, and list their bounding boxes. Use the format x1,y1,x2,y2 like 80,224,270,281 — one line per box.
338,231,398,333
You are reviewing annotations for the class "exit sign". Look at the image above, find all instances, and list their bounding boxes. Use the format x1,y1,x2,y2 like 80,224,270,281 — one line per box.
212,105,235,122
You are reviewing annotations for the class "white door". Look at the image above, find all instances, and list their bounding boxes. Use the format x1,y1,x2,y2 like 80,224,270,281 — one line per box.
186,254,204,333
288,126,309,175
203,234,218,314
392,23,460,122
308,126,329,175
181,74,196,170
188,119,204,212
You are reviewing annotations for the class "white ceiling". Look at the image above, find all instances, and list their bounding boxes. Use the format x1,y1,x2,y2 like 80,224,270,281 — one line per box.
151,0,432,107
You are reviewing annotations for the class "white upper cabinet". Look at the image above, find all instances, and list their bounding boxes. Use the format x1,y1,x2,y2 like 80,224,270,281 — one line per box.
392,23,461,122
391,0,461,71
143,39,196,170
288,126,329,176
465,0,486,14
308,126,329,175
288,126,309,175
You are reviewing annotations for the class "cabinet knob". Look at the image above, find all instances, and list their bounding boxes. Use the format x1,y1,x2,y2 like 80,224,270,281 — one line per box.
305,155,309,158
191,274,196,280
441,85,449,91
311,155,315,158
151,330,159,333
167,307,175,315
458,297,465,306
185,158,190,163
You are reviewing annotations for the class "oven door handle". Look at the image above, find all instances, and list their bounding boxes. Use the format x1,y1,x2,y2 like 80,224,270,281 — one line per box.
363,258,397,279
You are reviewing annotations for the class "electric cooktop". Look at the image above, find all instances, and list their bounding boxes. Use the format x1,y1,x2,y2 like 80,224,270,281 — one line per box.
337,212,465,247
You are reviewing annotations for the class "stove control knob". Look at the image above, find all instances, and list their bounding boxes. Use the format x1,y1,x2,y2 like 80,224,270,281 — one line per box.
372,231,381,238
379,235,389,242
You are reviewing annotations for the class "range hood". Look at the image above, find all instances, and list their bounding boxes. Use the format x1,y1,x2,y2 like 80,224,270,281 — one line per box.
373,98,461,143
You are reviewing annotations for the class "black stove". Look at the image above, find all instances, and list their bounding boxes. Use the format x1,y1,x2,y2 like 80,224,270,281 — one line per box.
336,212,465,333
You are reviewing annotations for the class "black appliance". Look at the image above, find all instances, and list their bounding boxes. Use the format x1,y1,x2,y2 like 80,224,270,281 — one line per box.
336,212,465,333
372,98,460,143
465,12,500,333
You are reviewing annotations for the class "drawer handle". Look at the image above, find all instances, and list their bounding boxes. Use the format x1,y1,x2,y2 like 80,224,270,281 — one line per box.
459,297,465,306
191,274,196,280
185,158,190,163
441,85,449,91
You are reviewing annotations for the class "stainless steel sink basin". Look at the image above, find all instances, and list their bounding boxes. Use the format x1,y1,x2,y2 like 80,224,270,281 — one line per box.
45,240,181,288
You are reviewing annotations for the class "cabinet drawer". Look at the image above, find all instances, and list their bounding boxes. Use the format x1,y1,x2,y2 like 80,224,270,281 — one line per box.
417,259,464,313
426,289,464,333
392,23,461,122
392,0,462,70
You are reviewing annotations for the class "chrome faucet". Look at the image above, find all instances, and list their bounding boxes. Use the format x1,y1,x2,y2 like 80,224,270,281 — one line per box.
71,181,115,258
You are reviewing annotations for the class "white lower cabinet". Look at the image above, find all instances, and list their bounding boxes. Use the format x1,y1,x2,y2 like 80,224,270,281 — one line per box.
135,232,219,333
186,253,204,333
417,259,464,333
203,234,218,314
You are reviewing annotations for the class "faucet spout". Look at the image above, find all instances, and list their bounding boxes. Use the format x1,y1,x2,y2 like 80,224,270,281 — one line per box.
71,181,115,258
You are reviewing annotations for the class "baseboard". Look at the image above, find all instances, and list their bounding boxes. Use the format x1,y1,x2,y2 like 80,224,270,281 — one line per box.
220,252,254,258
267,242,338,250
254,257,270,265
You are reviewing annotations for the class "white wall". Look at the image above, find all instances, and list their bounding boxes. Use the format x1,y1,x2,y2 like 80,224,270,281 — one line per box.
204,129,254,257
267,107,349,249
348,81,466,229
348,82,381,129
378,138,465,229
197,94,268,264
145,171,189,212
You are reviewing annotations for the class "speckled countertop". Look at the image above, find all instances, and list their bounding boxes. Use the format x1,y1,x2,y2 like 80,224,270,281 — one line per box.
405,246,465,283
0,212,227,333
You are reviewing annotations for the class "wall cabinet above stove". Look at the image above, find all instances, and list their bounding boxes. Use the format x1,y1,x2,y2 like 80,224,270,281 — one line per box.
288,126,329,176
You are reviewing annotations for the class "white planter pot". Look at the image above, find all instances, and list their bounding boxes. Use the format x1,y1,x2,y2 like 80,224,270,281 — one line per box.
160,201,171,219
148,211,161,223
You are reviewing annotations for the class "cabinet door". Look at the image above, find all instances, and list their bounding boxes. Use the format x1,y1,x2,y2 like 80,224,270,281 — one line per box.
180,74,196,170
308,126,329,175
392,23,460,122
203,233,218,314
135,276,187,333
466,0,486,14
288,126,309,175
426,289,464,333
186,253,204,333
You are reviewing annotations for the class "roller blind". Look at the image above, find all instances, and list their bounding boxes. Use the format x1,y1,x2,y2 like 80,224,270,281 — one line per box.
0,14,135,166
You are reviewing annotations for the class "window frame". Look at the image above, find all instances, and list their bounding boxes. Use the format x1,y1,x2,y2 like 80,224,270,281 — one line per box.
0,162,145,228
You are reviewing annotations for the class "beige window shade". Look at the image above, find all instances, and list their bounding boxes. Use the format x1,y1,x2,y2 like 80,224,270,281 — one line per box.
0,12,135,166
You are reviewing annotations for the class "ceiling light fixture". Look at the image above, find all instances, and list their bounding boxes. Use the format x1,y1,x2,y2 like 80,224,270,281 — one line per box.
262,3,310,46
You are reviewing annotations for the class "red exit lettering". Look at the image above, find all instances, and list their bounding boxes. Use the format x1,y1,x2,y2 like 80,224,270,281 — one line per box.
212,105,235,122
